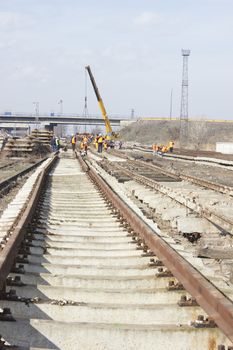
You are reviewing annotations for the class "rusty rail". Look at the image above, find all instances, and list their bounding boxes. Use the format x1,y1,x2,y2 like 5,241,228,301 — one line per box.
0,155,57,290
77,152,233,343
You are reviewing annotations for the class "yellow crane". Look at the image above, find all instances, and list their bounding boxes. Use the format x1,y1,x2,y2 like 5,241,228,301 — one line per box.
85,65,114,139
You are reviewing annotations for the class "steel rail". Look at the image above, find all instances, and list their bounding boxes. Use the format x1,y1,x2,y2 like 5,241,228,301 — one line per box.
77,152,233,343
0,157,48,196
0,154,58,290
110,161,233,236
0,161,16,171
133,145,233,168
132,158,233,196
110,148,233,196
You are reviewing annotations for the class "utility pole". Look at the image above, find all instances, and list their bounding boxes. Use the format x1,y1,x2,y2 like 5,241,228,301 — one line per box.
180,49,191,148
169,89,173,120
33,101,39,129
58,99,64,137
131,109,135,119
58,99,63,115
83,96,89,133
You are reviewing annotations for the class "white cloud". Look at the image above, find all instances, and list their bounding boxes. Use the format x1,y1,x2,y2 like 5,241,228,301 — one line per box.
134,11,162,25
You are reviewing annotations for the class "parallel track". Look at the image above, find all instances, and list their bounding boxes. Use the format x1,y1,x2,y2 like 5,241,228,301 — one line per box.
0,158,48,198
0,151,232,349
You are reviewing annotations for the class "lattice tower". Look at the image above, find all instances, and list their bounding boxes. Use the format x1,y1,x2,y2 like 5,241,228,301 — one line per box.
180,49,191,147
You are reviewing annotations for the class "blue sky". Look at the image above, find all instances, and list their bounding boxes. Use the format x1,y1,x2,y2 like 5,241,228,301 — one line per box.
0,0,232,118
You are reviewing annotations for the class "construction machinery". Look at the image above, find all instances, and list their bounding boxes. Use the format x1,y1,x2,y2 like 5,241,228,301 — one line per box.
85,65,115,140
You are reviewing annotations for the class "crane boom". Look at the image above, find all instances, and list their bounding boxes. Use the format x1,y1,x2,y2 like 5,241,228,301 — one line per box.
85,65,113,135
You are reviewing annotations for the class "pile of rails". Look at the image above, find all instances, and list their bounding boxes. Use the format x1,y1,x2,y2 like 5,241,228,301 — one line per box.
30,129,53,146
3,130,53,157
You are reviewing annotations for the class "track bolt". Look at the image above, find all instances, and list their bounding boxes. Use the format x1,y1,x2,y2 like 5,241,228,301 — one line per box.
6,276,25,287
16,254,29,263
191,315,216,328
0,308,15,322
19,246,30,255
156,268,173,277
11,264,25,274
178,295,198,307
142,250,155,257
136,243,144,250
149,259,163,267
1,290,19,301
127,228,134,234
167,280,184,291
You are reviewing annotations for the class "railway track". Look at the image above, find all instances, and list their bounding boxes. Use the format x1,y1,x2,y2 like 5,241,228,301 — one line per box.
0,158,49,198
108,148,233,195
132,146,233,169
0,150,232,349
97,148,233,236
0,161,18,171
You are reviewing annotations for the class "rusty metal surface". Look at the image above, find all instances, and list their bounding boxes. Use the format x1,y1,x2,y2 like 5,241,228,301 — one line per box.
0,155,57,290
77,153,233,343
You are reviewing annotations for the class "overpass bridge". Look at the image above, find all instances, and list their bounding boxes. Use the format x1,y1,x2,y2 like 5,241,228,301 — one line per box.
0,113,135,134
0,113,125,127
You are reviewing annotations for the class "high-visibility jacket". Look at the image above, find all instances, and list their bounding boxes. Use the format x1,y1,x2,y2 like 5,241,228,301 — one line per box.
71,136,76,144
98,137,103,143
168,141,174,148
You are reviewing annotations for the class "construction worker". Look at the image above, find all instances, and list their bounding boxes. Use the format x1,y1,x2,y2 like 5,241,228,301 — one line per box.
162,145,168,154
152,143,157,156
168,140,174,153
55,137,60,151
82,135,88,154
104,140,108,151
97,133,103,153
94,136,98,149
50,136,56,152
71,135,76,151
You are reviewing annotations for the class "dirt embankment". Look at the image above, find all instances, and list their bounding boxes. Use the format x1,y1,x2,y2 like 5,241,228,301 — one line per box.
120,120,233,150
